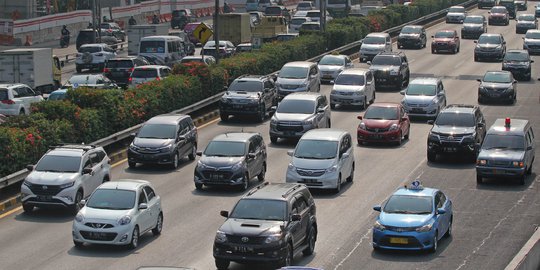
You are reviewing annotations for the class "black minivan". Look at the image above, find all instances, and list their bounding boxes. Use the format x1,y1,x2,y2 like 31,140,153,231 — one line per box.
76,29,99,50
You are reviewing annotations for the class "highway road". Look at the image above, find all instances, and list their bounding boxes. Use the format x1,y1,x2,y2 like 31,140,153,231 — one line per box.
1,3,539,270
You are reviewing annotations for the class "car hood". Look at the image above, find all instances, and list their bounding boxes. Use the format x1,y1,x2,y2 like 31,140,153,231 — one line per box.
292,157,335,170
333,84,365,92
403,95,436,104
79,206,135,223
399,33,420,38
369,65,400,73
480,82,512,89
463,23,483,28
277,77,308,85
524,38,540,45
219,218,285,236
361,44,385,50
447,12,465,17
362,119,397,129
26,171,79,185
433,38,453,43
318,65,344,72
224,91,261,100
476,43,501,49
133,138,174,148
431,125,475,135
490,12,507,16
478,149,524,161
200,156,244,168
273,113,313,122
379,212,433,227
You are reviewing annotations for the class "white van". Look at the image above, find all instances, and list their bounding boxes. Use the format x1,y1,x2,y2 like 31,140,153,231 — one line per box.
139,36,185,67
359,32,392,62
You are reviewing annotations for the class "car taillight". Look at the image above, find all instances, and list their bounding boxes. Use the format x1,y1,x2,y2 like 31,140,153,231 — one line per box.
128,77,132,84
128,67,134,73
155,77,161,81
103,68,110,73
1,99,15,104
96,53,103,56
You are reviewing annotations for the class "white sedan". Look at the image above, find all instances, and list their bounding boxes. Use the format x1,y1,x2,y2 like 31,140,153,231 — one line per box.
72,180,163,249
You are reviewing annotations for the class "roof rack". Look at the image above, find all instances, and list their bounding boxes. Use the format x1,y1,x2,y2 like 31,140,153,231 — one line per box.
49,143,97,151
282,184,304,198
246,182,269,196
445,104,476,108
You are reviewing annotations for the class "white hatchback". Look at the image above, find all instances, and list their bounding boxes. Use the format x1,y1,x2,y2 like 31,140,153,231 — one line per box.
72,180,163,249
129,65,171,87
0,83,43,115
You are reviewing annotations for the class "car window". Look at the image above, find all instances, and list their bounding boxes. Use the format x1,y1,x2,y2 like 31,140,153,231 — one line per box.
143,186,156,201
138,189,148,204
16,87,29,97
83,157,93,169
161,68,170,77
35,155,81,173
249,140,256,153
90,152,102,165
0,88,8,100
277,99,315,114
295,196,308,213
335,74,365,86
295,139,338,159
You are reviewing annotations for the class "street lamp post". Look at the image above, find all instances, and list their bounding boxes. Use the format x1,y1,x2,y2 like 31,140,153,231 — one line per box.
213,0,220,63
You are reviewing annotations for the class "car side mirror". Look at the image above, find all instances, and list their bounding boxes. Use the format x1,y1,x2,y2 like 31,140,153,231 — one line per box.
431,35,434,38
341,152,349,159
317,108,325,113
503,41,506,44
477,122,485,128
248,153,256,159
373,205,382,212
400,90,405,95
82,168,93,175
291,214,301,221
357,115,363,120
220,210,229,217
138,203,148,210
270,106,277,111
474,40,478,43
427,120,435,125
80,199,86,206
513,80,518,84
437,208,446,215
330,80,335,84
26,164,34,171
130,132,137,137
366,61,372,65
61,61,65,68
527,145,533,150
177,135,186,141
476,79,482,82
531,60,534,63
196,151,203,156
287,150,293,156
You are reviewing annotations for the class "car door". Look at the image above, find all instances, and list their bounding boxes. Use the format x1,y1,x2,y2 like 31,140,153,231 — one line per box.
89,151,106,190
436,191,451,237
14,87,30,114
80,156,95,198
136,188,153,231
366,71,375,102
337,137,348,179
246,139,258,178
263,80,276,108
399,106,410,135
525,129,535,169
143,185,160,228
401,55,410,81
342,134,353,177
314,97,326,128
437,82,446,109
288,198,304,248
386,36,392,52
176,120,189,157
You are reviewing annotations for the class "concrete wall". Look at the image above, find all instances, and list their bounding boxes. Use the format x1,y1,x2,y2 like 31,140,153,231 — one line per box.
505,228,540,270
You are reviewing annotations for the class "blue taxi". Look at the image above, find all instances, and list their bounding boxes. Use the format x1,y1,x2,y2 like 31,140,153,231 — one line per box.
372,181,453,252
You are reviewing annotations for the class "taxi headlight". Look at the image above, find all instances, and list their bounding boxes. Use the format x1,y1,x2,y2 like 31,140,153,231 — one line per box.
512,161,524,168
287,163,295,171
416,223,433,232
477,159,487,165
215,231,228,243
326,164,338,173
374,220,386,231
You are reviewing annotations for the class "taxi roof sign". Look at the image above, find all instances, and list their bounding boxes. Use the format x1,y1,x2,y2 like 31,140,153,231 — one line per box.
408,180,424,190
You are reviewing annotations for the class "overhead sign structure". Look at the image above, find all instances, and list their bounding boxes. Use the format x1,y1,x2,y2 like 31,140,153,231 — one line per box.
193,23,213,45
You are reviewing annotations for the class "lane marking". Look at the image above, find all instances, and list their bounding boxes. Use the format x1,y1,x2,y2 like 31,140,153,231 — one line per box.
112,159,127,168
0,206,21,219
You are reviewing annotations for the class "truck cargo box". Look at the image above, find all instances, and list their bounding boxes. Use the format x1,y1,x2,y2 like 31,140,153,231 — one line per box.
0,48,55,93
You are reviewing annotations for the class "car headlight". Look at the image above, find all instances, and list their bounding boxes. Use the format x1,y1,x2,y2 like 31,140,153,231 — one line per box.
358,122,366,130
288,163,295,170
270,119,278,126
477,159,487,165
428,133,439,141
75,213,84,223
302,118,315,125
389,123,399,131
264,234,283,244
23,180,33,187
157,144,173,152
215,231,228,243
506,86,514,92
60,181,75,189
231,162,245,171
197,160,209,169
220,97,231,103
118,215,132,225
326,164,338,173
129,143,139,151
374,220,386,231
416,223,433,232
512,161,524,168
390,70,399,76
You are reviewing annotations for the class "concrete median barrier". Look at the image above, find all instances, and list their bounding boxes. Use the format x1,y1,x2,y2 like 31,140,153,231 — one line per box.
505,226,540,270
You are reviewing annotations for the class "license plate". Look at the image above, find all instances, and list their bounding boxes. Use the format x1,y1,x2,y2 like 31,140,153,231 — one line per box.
389,237,409,244
340,99,352,104
378,78,387,82
112,71,124,76
371,135,382,139
323,75,332,79
89,232,108,240
444,147,457,152
303,179,318,183
411,108,424,113
233,246,252,253
211,174,223,180
233,105,243,109
37,195,52,201
284,131,295,136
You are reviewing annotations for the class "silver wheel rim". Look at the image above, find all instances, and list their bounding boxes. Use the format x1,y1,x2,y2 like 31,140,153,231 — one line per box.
433,235,437,251
174,153,178,168
243,176,248,190
157,215,163,232
132,228,139,247
192,146,196,157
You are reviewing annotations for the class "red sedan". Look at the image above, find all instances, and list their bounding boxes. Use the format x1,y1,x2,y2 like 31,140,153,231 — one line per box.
357,103,411,145
431,30,460,54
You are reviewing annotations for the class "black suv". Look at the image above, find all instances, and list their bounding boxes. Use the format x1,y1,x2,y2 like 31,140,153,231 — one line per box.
427,104,486,162
194,132,267,191
128,114,198,169
368,52,410,90
214,182,317,269
76,29,99,50
220,75,278,122
171,9,193,29
103,56,151,88
397,25,427,49
461,15,487,39
502,49,533,81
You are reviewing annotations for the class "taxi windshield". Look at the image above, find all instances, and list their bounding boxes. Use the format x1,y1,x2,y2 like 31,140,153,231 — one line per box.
482,134,525,150
384,195,433,214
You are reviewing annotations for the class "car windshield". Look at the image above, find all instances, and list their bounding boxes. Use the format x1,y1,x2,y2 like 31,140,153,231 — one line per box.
306,11,321,18
406,84,437,96
279,66,308,79
483,72,512,83
372,55,401,66
401,26,421,34
335,74,365,86
482,134,525,150
383,195,433,214
363,36,386,44
35,155,81,172
140,40,165,53
229,80,263,92
319,55,345,66
434,31,454,38
295,139,338,159
525,31,540,39
265,7,283,15
68,75,99,85
298,2,311,7
478,35,501,44
277,99,315,114
518,15,535,21
435,112,475,126
48,92,67,100
204,141,245,157
230,199,287,221
464,16,483,23
491,7,507,13
106,60,133,68
132,69,158,78
78,46,100,53
364,106,398,120
301,23,320,30
448,7,465,13
86,189,136,210
137,124,176,139
504,52,529,62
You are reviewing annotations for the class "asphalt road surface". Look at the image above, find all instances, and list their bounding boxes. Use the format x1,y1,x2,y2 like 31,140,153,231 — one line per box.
0,4,539,270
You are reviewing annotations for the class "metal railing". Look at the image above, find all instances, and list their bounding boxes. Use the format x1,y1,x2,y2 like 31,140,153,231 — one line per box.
0,0,477,189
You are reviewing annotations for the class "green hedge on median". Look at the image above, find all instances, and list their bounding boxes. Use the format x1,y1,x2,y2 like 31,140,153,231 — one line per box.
0,0,468,177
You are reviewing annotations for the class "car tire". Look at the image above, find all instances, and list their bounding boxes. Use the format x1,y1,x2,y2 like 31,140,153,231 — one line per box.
444,216,453,238
526,74,531,81
22,204,34,213
241,173,249,191
270,136,278,144
215,259,230,270
258,163,266,182
404,125,410,139
152,212,163,236
527,163,533,175
453,46,458,54
327,119,331,128
347,163,354,183
474,55,479,62
195,183,203,190
127,226,139,250
71,190,83,215
430,232,438,253
302,226,317,256
519,175,526,185
76,66,82,73
257,104,266,122
396,131,402,146
128,161,137,168
171,151,179,169
280,243,293,267
476,174,483,184
360,97,367,110
478,96,483,104
431,48,436,54
73,240,84,248
427,151,436,162
330,103,336,110
371,91,376,103
220,113,229,122
188,144,197,161
333,175,341,194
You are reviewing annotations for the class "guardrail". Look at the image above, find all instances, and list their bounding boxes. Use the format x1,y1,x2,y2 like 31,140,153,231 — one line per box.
0,0,478,189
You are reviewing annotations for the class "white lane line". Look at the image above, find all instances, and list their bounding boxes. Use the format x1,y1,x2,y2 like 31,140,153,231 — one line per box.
333,159,426,270
454,175,538,270
454,59,465,69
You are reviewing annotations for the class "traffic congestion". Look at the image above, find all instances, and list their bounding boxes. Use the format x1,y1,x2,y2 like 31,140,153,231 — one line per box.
0,0,540,270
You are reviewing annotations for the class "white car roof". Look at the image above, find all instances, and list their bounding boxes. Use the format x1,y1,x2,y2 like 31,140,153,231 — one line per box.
98,179,150,191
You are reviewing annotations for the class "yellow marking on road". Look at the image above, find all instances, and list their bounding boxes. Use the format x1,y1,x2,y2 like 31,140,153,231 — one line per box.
0,206,21,219
112,159,128,168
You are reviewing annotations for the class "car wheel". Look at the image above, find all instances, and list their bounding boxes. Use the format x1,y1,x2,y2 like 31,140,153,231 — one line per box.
215,259,230,270
444,216,453,238
76,66,82,73
474,55,479,62
152,212,163,236
73,240,84,248
71,190,83,215
453,46,458,54
258,163,266,182
327,119,331,128
220,113,229,122
526,74,531,81
330,103,336,110
281,243,293,267
128,161,137,168
171,151,179,169
478,96,483,104
396,131,402,146
432,48,436,54
188,144,197,161
360,97,367,110
527,163,533,175
347,163,355,183
430,232,438,253
270,136,278,144
257,104,266,122
241,173,249,191
371,91,376,103
127,226,139,250
302,226,317,256
457,45,460,53
404,125,410,139
22,204,34,213
427,151,436,162
102,177,109,183
518,175,526,185
195,183,203,190
333,175,342,194
476,174,483,184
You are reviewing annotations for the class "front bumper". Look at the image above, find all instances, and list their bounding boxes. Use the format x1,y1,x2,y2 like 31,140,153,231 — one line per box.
372,227,436,251
478,88,515,101
214,241,288,264
220,102,260,115
432,42,457,52
398,38,422,48
286,168,339,189
277,86,309,100
489,17,508,24
503,66,531,79
194,168,246,187
403,105,439,118
270,122,315,139
73,221,135,245
359,51,380,61
320,71,340,82
21,184,77,208
461,29,483,38
427,138,477,155
357,129,401,144
516,25,536,33
128,148,175,165
446,16,464,23
476,165,526,178
524,44,540,54
475,50,504,59
330,93,366,106
373,74,402,87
